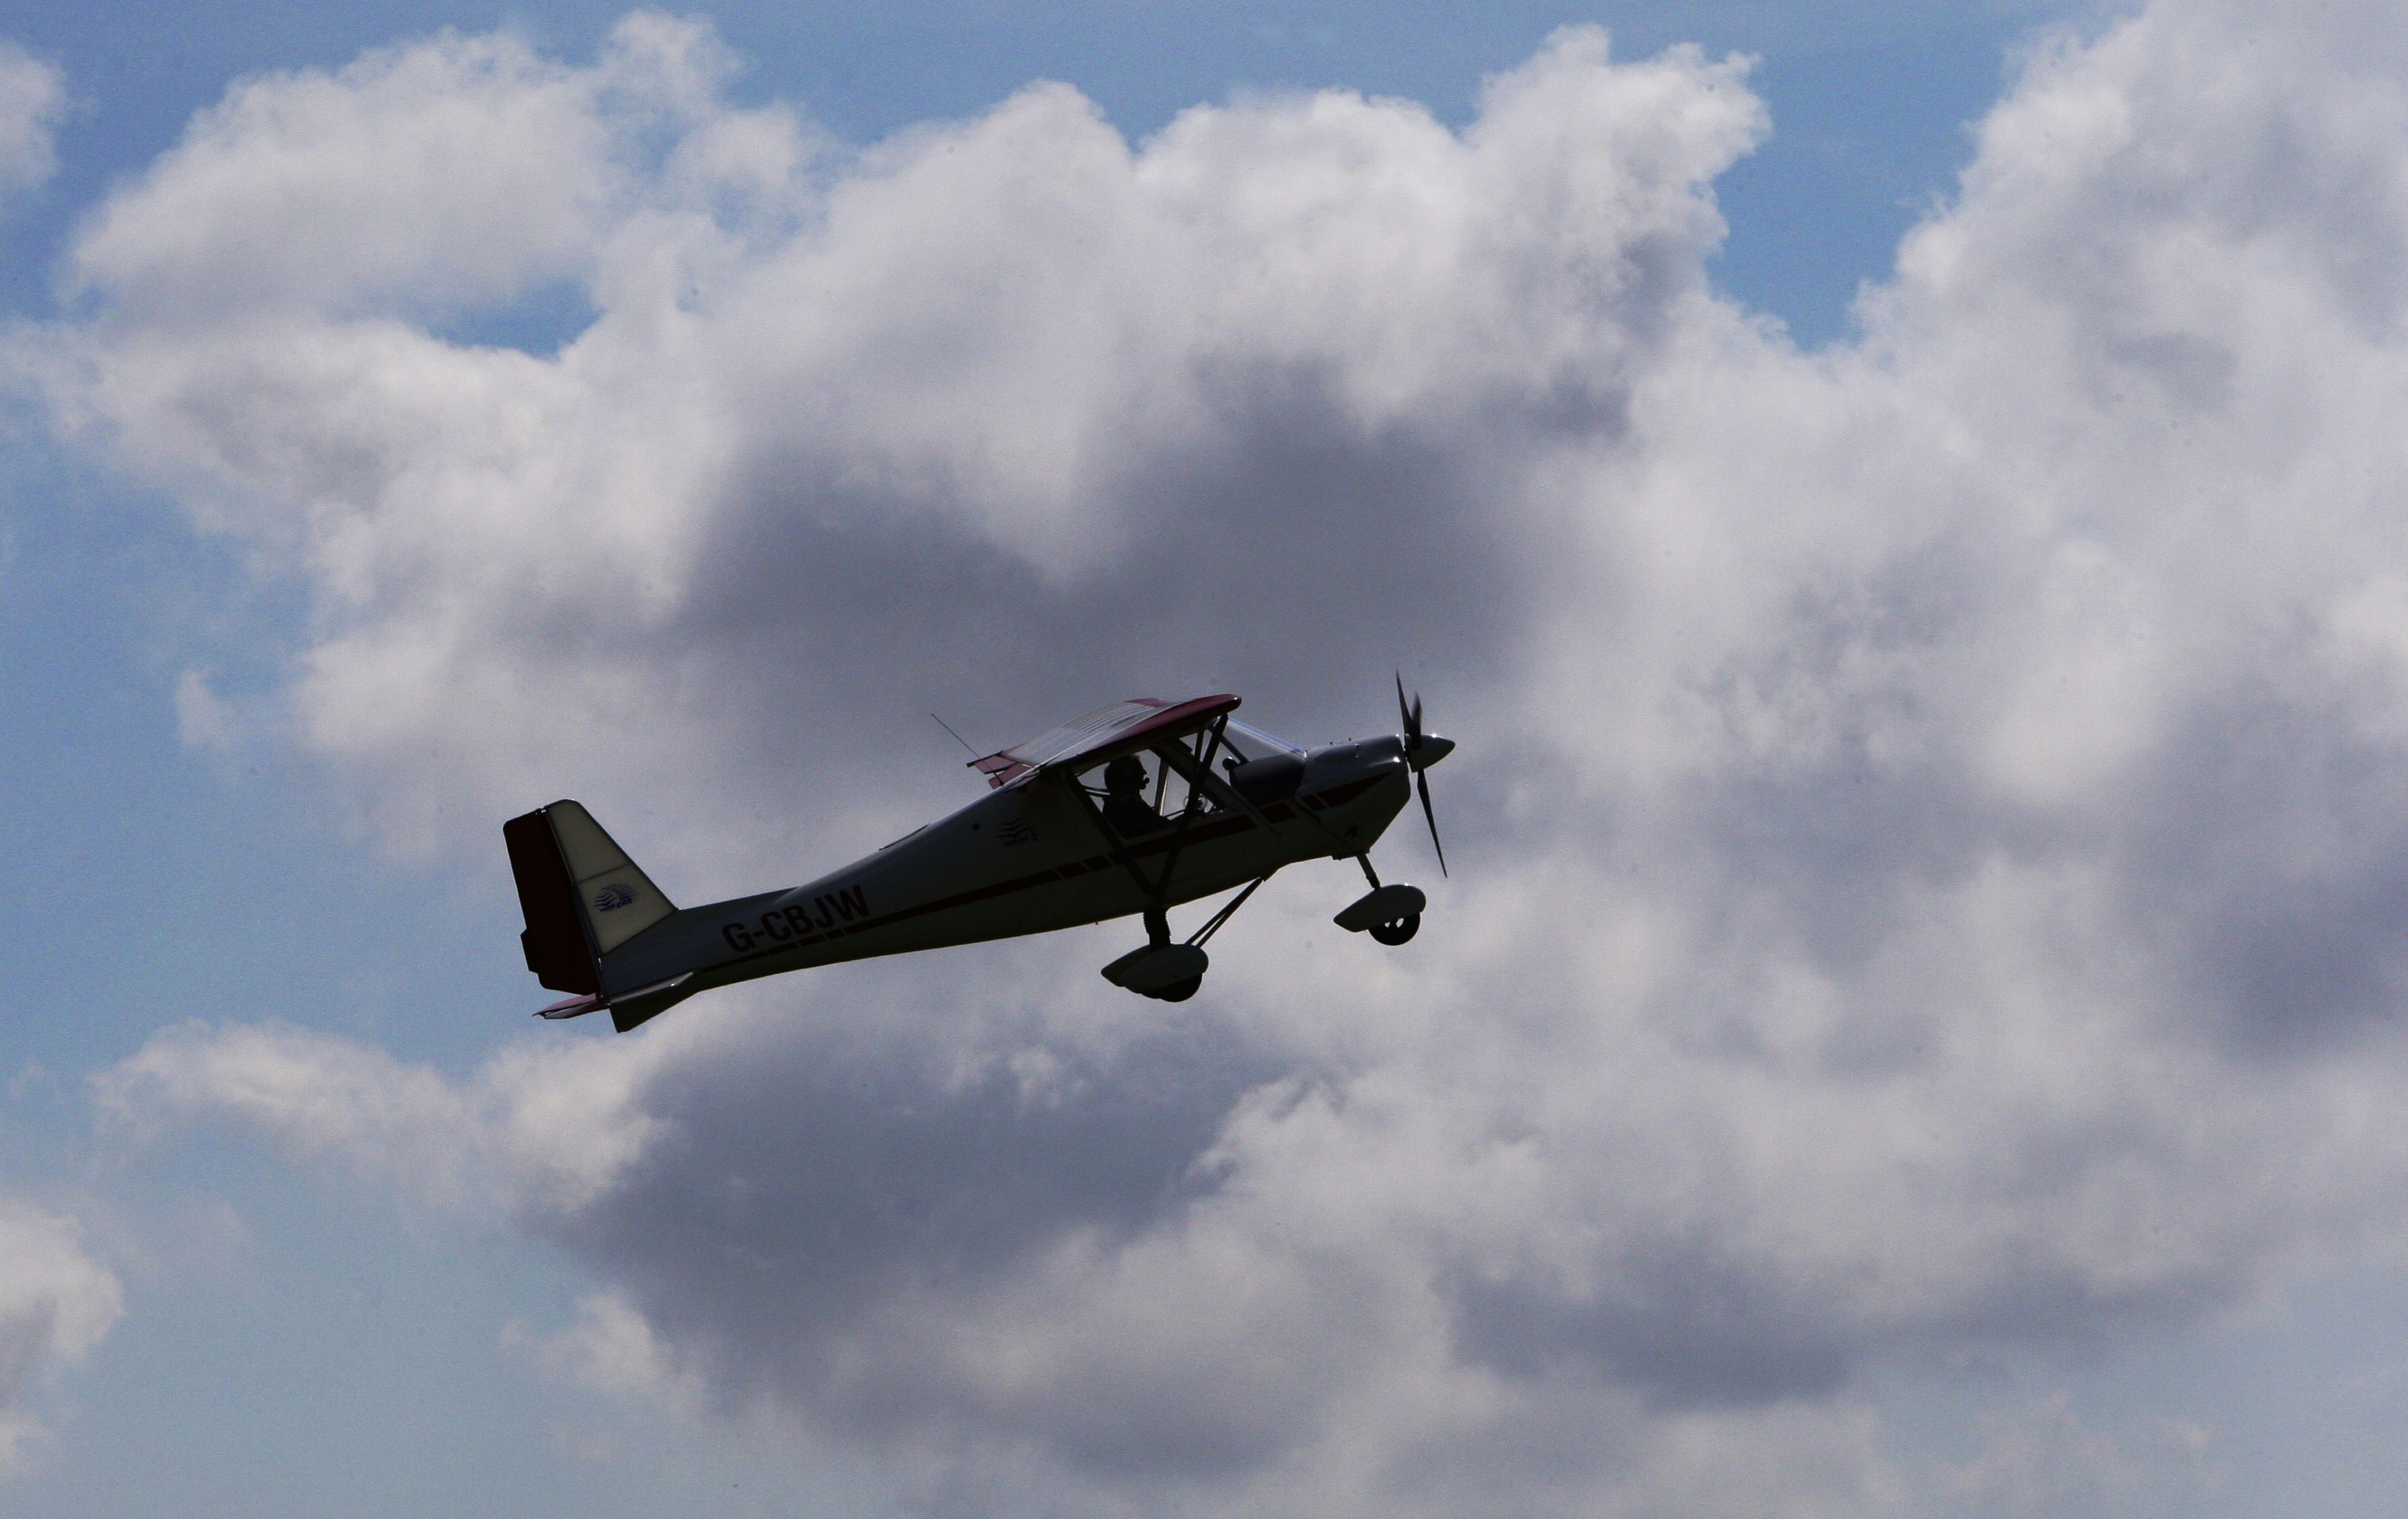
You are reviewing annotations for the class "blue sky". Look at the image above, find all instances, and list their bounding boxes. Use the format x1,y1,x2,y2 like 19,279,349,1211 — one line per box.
8,2,2408,1515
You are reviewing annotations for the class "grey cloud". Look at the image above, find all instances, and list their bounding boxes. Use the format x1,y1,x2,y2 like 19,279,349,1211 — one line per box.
550,1013,1274,1393
1450,1254,1857,1408
2132,687,2408,1053
692,359,1543,750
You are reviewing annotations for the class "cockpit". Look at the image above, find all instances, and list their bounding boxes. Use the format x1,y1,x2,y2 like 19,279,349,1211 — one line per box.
1076,717,1307,840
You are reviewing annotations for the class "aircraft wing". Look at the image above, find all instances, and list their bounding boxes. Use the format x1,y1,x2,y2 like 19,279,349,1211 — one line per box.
971,694,1240,788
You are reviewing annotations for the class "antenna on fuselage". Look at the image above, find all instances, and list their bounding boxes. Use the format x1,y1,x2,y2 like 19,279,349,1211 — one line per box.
930,713,980,758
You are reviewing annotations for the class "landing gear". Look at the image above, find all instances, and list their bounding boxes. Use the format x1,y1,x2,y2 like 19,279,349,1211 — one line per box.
1338,856,1424,947
1101,874,1274,1001
1102,942,1208,998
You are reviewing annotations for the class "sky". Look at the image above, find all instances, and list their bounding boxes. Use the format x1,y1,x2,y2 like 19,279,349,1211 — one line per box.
7,1,2408,1515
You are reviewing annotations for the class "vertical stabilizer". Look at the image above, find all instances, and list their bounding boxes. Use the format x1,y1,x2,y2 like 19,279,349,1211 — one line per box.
543,801,677,953
503,801,678,998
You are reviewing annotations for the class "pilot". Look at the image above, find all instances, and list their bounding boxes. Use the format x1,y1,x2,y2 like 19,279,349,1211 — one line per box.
1101,755,1167,837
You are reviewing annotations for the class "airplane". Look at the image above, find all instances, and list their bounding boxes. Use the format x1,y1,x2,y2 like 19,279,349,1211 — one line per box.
502,682,1457,1032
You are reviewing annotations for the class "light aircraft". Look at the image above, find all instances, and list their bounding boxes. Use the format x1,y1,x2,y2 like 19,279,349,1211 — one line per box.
503,683,1456,1031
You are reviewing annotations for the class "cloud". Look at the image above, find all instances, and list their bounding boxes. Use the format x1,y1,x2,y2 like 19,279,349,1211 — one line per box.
26,16,1761,867
98,1019,661,1215
66,16,763,323
1932,1391,2222,1518
0,1201,122,1475
0,40,61,207
54,1,2408,1514
510,1291,706,1416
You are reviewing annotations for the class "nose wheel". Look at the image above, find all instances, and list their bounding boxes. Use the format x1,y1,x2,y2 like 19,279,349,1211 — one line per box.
1367,913,1420,945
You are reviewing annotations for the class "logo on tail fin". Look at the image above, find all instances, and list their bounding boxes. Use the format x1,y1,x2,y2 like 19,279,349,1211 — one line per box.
592,882,638,912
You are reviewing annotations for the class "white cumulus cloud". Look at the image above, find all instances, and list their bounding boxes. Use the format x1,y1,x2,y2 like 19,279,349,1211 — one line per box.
0,1201,122,1475
56,1,2408,1514
0,39,61,206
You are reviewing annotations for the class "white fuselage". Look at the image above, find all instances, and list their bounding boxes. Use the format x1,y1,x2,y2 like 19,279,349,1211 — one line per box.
596,737,1417,1001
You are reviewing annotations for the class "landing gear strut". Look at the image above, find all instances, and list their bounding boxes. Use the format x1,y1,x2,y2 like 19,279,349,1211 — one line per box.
1102,874,1274,1001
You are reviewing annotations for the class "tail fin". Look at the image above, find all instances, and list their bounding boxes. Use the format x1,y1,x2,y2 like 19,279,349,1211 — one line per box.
503,800,677,996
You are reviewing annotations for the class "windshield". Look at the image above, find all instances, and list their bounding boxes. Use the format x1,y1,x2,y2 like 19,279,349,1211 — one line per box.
1219,719,1303,763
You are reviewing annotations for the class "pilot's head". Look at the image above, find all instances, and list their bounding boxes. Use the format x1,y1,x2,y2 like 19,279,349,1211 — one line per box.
1104,755,1146,795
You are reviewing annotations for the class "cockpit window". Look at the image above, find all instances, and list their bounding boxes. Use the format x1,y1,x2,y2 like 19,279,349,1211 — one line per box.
1094,752,1169,837
1073,719,1302,837
1077,750,1187,835
1219,719,1303,763
1209,720,1306,808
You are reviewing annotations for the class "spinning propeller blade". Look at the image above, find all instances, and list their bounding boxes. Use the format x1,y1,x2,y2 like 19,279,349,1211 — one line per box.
1396,673,1450,877
1416,770,1447,877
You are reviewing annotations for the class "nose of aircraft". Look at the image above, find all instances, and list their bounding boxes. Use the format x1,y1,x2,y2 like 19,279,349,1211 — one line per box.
1408,733,1456,770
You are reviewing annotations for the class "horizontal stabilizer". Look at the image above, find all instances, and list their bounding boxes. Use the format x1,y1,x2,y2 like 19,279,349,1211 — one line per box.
534,970,695,1027
608,973,697,1034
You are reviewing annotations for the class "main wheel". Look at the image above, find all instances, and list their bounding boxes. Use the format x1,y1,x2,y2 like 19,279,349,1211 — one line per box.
1369,913,1421,946
1150,976,1203,1002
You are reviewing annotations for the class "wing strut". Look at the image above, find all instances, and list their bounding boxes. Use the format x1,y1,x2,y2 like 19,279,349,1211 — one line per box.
1185,873,1272,948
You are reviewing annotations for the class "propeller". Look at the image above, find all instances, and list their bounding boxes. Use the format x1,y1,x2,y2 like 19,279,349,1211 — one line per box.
1396,673,1455,876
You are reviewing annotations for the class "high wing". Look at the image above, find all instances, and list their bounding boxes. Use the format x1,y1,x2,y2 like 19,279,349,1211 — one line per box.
970,695,1241,789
